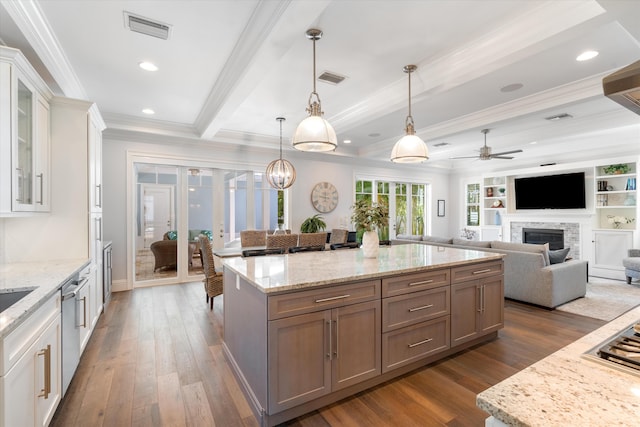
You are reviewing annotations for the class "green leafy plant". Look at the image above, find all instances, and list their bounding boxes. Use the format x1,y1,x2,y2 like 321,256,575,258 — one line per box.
603,164,630,174
300,214,326,233
351,199,389,232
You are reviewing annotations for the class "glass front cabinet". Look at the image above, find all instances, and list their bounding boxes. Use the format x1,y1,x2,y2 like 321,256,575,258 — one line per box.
0,46,52,215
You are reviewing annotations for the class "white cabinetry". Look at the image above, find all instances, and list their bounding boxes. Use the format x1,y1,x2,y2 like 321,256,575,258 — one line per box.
0,47,52,215
1,293,61,427
592,162,637,280
481,176,507,240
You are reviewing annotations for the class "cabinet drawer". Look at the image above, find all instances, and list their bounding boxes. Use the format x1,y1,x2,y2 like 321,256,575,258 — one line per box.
451,260,503,284
382,287,449,332
382,269,449,297
268,279,380,320
1,292,60,375
382,316,450,373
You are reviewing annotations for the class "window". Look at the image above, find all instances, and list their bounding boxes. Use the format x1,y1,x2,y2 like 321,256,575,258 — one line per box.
355,179,430,239
466,183,480,226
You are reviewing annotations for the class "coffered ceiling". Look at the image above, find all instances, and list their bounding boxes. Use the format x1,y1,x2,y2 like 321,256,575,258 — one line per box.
1,0,639,172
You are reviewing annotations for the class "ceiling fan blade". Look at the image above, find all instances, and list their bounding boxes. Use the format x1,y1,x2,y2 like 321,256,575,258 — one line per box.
490,149,523,156
449,155,481,159
490,155,515,159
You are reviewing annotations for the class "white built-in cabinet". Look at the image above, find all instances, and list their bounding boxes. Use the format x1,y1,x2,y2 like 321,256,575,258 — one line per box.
0,47,52,215
0,293,61,427
50,98,106,325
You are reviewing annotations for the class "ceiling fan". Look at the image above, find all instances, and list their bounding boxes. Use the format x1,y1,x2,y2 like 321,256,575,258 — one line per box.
450,129,523,160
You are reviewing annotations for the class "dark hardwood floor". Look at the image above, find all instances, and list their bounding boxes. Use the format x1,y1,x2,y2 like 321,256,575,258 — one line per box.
51,281,605,427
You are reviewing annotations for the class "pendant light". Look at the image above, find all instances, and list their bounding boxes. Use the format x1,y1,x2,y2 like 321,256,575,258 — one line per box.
390,65,429,163
266,117,296,190
292,28,338,152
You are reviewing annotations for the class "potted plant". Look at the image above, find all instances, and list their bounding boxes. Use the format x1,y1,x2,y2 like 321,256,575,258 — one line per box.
603,164,630,175
300,214,326,233
351,199,389,258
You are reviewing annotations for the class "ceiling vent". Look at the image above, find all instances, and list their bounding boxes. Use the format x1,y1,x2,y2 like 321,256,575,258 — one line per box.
433,142,449,147
544,113,573,121
124,12,172,40
318,71,346,85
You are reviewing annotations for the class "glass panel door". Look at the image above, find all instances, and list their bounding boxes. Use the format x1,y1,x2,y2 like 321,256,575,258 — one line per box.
187,168,212,278
466,183,480,226
15,79,34,208
135,164,178,282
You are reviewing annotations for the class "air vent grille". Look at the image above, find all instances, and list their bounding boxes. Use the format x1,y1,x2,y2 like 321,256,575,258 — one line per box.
318,71,346,85
433,142,449,147
544,113,573,121
124,12,171,40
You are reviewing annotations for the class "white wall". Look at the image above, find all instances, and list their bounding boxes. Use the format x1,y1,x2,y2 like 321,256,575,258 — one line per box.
102,134,451,286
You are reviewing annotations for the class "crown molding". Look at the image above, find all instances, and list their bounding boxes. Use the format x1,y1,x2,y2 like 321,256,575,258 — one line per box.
3,0,87,99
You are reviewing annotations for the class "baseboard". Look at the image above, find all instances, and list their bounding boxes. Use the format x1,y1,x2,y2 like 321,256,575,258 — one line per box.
112,279,131,292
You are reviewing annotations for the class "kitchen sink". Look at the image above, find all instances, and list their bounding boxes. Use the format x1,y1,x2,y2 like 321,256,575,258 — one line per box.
0,290,34,314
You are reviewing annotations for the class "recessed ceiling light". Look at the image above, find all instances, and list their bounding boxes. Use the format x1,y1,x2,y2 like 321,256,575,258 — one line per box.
576,50,598,61
343,139,352,144
500,83,523,93
142,108,155,115
530,141,538,145
139,61,158,71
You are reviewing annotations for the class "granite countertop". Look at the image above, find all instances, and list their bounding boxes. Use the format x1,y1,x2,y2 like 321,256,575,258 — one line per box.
222,243,504,293
477,305,640,426
0,259,90,338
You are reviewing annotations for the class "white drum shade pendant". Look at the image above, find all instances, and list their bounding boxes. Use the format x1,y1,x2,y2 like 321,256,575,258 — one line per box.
390,64,429,163
292,29,337,152
266,117,296,190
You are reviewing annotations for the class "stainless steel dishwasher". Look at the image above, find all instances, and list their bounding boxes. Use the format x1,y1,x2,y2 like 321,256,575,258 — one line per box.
61,268,89,396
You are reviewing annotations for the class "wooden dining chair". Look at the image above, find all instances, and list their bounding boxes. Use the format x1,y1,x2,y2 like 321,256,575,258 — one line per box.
199,234,223,310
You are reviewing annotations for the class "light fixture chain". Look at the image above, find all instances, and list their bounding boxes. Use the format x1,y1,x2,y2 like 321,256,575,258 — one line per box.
312,36,317,94
408,68,412,118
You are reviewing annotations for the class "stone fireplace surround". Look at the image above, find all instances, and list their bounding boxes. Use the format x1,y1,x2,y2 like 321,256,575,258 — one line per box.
510,221,581,259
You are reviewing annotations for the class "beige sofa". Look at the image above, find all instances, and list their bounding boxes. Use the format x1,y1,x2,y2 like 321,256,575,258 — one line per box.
393,235,587,308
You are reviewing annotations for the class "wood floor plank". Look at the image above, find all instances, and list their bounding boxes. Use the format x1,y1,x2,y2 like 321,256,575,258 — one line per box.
182,382,216,427
51,282,607,427
157,372,187,427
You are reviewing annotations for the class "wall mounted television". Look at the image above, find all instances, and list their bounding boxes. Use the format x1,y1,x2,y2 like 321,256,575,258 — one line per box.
514,172,586,209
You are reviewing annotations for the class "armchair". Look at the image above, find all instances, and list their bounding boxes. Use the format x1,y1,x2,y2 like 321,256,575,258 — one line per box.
623,249,640,284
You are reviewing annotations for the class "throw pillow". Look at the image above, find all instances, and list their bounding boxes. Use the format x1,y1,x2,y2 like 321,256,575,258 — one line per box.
549,247,570,264
166,230,178,240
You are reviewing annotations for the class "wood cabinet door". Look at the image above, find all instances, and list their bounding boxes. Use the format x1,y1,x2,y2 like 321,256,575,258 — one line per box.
331,300,381,391
480,276,504,334
35,315,61,427
268,310,331,413
450,281,480,346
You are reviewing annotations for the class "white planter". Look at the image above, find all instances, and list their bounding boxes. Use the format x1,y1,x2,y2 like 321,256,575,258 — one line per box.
362,231,379,258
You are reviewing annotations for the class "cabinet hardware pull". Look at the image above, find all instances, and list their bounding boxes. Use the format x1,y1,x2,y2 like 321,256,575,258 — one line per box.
315,294,350,303
80,296,87,328
477,287,482,312
326,320,331,359
37,173,44,205
408,304,434,312
409,279,433,286
37,344,51,399
96,184,102,208
472,268,491,275
333,319,339,359
481,285,486,312
408,338,433,348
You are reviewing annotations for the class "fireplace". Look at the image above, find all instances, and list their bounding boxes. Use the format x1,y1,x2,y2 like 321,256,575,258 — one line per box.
522,228,564,250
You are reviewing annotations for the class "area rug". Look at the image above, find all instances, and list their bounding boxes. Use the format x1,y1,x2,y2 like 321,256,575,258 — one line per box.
555,278,640,321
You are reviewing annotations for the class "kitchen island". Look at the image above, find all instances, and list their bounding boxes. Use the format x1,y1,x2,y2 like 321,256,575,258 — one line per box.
477,304,640,426
222,243,505,426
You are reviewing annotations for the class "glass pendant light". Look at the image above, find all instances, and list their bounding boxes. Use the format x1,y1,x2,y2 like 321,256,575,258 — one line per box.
292,28,337,152
266,117,296,190
390,64,429,163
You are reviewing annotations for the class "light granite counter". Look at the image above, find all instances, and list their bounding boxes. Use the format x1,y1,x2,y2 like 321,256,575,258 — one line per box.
477,304,640,426
0,259,90,338
222,243,505,293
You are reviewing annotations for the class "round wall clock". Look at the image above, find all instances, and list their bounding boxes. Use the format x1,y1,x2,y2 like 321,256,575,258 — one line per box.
311,182,339,213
